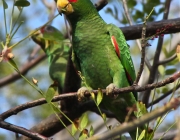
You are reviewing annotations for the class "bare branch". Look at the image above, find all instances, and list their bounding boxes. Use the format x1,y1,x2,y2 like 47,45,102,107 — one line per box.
134,17,147,85
94,0,108,11
0,120,48,140
148,82,180,107
142,0,172,106
158,53,177,65
121,18,180,40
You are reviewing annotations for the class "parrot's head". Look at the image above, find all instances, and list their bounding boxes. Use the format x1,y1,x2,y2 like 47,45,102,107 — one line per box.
57,0,96,17
31,25,64,54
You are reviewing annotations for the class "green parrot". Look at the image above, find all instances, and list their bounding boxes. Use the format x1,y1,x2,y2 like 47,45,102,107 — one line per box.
56,0,142,139
31,25,70,94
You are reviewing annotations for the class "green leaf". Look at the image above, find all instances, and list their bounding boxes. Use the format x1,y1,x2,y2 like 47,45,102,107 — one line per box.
89,125,94,137
102,113,106,122
165,68,177,75
2,0,8,9
137,129,145,140
71,123,78,135
158,65,165,76
79,113,88,130
14,0,30,7
162,87,168,94
134,102,148,118
8,59,20,72
96,88,103,106
90,92,95,100
45,84,57,103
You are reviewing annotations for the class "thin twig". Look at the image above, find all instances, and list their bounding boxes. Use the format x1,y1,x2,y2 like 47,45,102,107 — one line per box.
134,16,147,85
42,0,56,22
147,82,180,107
158,53,177,65
0,54,46,87
142,0,171,106
87,97,180,140
94,0,108,11
122,0,151,71
0,120,48,140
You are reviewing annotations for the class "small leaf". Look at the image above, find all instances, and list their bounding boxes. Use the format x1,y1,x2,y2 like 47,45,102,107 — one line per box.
134,102,148,118
8,59,19,72
2,0,8,9
102,113,106,122
137,129,145,140
158,65,165,76
162,87,168,93
90,92,95,100
79,113,88,130
176,44,180,61
96,88,103,106
14,0,30,7
89,125,94,137
72,123,78,135
45,84,57,103
165,68,177,75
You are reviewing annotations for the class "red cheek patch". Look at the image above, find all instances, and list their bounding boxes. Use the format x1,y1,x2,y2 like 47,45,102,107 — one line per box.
40,26,45,33
69,0,77,2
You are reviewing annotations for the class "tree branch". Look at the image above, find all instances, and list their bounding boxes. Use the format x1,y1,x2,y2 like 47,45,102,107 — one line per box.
158,53,177,65
148,82,180,107
121,18,180,40
142,0,171,106
94,0,108,11
87,97,180,140
0,120,48,140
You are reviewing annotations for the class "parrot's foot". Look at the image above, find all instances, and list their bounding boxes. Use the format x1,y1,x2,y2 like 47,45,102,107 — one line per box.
77,87,88,101
106,83,118,98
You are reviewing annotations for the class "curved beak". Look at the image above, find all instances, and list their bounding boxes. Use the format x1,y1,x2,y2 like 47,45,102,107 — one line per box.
57,0,74,15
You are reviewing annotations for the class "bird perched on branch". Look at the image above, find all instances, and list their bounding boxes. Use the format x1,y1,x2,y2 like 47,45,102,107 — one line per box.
56,0,144,139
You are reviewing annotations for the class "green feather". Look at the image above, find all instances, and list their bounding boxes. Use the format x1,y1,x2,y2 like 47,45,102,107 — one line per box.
57,0,145,139
31,25,70,94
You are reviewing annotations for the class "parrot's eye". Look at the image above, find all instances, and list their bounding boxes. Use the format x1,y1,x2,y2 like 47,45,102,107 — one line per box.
69,0,77,2
46,26,54,32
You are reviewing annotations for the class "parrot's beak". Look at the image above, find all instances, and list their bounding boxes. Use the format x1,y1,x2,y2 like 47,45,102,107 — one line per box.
57,0,74,15
30,29,41,39
31,29,43,44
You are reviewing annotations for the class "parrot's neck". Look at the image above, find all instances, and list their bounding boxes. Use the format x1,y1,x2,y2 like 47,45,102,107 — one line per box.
68,12,106,35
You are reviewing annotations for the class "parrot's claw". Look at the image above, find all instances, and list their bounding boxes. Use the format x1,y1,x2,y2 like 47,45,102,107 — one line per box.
77,87,88,101
106,83,117,97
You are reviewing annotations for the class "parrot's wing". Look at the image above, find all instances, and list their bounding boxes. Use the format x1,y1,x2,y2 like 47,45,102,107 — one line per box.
107,24,137,99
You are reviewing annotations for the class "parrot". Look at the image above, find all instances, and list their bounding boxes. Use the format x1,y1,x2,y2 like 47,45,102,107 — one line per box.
31,25,70,94
56,0,144,139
